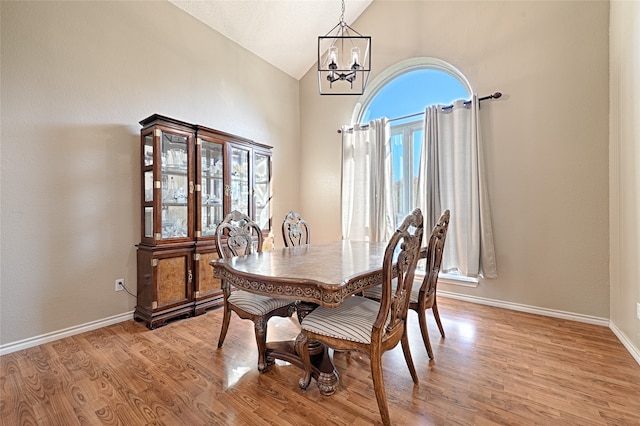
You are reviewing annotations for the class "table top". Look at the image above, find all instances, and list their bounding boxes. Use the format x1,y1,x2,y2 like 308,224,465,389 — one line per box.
210,240,389,307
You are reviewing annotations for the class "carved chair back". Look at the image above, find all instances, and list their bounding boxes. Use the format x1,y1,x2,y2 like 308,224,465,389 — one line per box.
373,208,424,344
215,210,264,259
419,210,450,306
282,211,310,247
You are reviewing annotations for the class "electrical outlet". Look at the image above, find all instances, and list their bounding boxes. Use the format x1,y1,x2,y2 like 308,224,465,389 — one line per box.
115,279,125,292
636,302,640,321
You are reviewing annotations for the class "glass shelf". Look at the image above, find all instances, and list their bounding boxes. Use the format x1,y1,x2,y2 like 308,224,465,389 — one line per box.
163,166,189,175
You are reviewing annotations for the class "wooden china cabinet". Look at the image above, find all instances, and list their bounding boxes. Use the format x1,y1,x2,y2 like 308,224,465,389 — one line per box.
134,114,272,329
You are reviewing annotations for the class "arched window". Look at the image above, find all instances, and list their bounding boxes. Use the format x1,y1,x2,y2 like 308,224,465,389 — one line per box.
355,57,472,226
343,58,496,280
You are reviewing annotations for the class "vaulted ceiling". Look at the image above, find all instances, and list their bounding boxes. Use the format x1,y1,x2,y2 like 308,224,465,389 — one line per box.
169,0,372,80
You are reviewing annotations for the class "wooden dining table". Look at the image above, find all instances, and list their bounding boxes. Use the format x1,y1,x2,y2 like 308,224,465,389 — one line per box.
210,240,389,395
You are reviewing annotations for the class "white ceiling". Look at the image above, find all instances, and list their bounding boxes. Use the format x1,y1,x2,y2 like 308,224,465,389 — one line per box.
169,0,372,80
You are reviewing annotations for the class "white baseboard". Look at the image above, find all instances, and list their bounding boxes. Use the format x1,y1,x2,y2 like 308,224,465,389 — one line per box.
415,272,479,288
609,321,640,365
439,291,640,366
0,311,135,356
439,291,610,325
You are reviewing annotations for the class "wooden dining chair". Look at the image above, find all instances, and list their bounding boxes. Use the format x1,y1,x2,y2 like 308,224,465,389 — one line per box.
364,209,450,359
297,209,424,426
282,210,310,247
215,210,296,372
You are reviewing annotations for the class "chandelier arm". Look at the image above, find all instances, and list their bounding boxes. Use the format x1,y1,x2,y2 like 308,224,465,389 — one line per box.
323,21,343,38
342,23,363,37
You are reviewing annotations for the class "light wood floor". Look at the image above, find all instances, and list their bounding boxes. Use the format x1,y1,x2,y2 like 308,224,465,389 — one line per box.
1,297,639,425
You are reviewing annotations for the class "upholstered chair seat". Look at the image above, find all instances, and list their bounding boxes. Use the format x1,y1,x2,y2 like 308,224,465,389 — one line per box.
227,291,295,316
298,296,391,345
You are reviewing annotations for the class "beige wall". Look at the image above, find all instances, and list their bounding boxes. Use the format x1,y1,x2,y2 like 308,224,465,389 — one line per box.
0,1,300,345
609,1,640,352
300,1,611,318
2,0,637,358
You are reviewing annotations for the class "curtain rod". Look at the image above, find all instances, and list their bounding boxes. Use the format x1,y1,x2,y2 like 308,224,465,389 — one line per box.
338,92,502,133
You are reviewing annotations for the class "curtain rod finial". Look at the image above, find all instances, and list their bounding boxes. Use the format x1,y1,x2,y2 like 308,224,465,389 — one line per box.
493,92,502,99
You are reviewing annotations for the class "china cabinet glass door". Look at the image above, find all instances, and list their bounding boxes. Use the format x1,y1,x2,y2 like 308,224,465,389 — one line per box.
199,139,224,237
229,144,250,217
160,131,190,240
254,151,271,231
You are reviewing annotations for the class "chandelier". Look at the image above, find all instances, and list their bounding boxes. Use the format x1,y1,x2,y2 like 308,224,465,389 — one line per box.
317,0,371,95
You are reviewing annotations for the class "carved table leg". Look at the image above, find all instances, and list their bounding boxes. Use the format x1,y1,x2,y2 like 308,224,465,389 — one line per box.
264,302,339,396
296,302,339,395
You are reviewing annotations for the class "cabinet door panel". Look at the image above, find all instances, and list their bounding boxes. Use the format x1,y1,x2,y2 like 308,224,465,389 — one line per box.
199,139,224,238
229,144,251,216
159,130,191,242
156,255,190,307
254,151,271,232
197,251,221,296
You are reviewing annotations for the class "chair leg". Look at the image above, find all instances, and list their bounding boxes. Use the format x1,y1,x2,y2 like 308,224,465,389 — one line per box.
417,308,434,359
432,301,445,337
296,331,312,390
217,302,232,348
401,330,419,384
370,348,391,426
254,317,268,373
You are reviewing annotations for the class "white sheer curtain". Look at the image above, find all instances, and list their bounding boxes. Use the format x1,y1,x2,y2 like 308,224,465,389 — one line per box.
416,96,498,278
341,118,395,242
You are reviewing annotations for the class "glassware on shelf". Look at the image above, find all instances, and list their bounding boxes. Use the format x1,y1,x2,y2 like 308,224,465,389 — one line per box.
209,194,222,205
176,187,186,203
161,207,188,238
211,160,222,177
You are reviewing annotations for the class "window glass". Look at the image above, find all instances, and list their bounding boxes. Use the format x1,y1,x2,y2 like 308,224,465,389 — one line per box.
359,61,470,228
362,69,469,123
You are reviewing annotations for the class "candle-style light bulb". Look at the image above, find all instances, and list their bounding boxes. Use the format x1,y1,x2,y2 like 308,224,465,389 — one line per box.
350,47,361,70
328,46,338,70
326,45,340,85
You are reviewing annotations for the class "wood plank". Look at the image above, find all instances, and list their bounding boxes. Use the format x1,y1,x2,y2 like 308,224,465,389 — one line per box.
1,298,639,425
